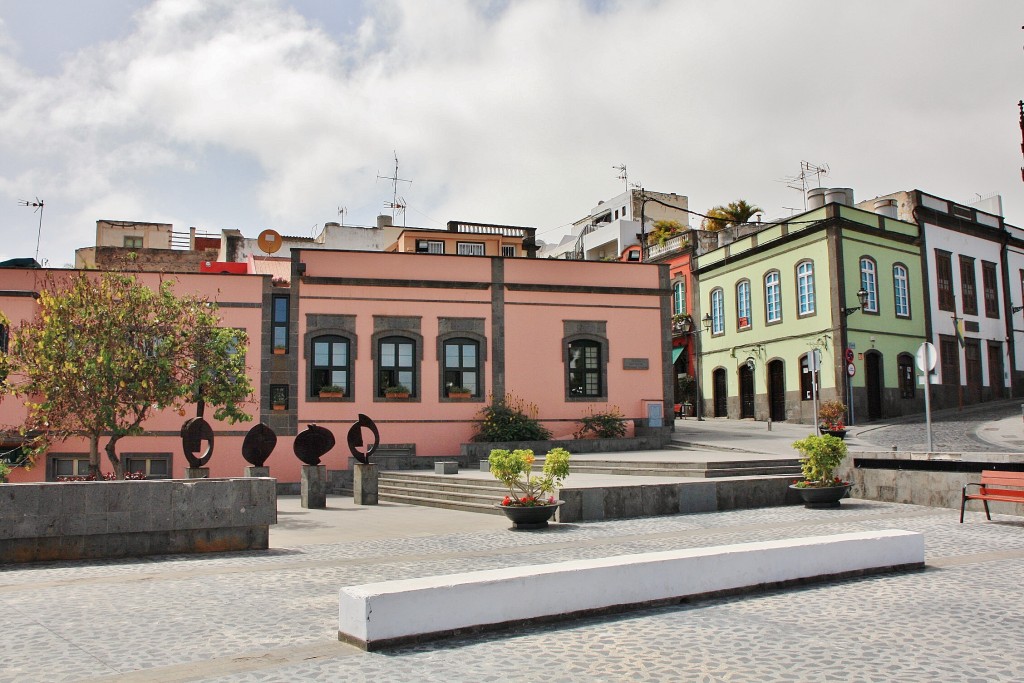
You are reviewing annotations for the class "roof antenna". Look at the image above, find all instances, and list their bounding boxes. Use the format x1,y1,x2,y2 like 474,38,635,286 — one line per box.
337,206,347,226
613,164,628,194
17,197,44,263
377,152,411,225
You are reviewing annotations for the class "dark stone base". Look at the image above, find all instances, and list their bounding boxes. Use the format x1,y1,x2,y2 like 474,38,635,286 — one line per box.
1,526,269,563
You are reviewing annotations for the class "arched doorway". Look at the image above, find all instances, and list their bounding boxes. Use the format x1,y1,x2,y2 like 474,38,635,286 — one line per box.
713,368,727,417
768,359,786,422
739,363,755,419
865,351,883,420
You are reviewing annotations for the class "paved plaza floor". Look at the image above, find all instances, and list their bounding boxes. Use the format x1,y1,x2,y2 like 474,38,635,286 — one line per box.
4,494,1024,682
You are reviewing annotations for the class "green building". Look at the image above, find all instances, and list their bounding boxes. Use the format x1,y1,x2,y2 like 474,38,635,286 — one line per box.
693,199,925,425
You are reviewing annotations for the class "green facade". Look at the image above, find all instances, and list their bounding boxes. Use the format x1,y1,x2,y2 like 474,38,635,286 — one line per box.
694,204,925,425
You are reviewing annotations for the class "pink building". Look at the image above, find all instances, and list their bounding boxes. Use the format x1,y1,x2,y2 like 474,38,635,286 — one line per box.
2,251,670,484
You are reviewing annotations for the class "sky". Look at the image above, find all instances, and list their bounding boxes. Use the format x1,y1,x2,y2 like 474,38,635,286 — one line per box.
0,0,1021,266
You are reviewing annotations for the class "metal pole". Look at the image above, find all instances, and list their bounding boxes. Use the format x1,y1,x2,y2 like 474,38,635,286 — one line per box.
924,368,934,453
694,335,704,421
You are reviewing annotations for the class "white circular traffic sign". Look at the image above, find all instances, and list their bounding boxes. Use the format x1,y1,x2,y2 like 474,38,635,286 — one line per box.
847,363,856,377
916,342,937,372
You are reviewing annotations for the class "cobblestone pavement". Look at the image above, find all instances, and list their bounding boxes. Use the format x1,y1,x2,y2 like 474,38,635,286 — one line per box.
852,399,1024,453
3,500,1024,682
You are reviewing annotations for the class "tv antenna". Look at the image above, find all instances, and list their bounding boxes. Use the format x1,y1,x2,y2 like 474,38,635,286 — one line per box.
337,206,347,226
376,152,411,225
613,164,628,193
17,197,44,262
778,161,830,209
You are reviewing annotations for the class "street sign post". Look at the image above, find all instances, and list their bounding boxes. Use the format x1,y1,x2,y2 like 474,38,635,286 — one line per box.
917,342,936,452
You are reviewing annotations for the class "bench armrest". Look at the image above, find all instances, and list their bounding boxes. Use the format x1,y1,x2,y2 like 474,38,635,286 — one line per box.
963,482,987,495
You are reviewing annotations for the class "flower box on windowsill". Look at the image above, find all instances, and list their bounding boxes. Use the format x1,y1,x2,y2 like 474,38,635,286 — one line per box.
448,392,472,400
385,392,410,400
272,404,287,411
319,391,344,399
272,348,286,355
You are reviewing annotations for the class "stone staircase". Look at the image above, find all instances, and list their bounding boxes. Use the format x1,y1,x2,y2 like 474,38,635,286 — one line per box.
378,472,507,515
378,458,803,516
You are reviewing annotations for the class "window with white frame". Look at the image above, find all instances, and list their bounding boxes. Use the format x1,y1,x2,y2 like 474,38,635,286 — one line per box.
860,257,878,313
710,288,724,335
416,240,444,254
796,261,815,316
764,270,781,323
501,245,516,257
736,280,752,329
893,264,910,318
457,242,486,256
673,280,686,315
311,335,350,396
125,454,171,479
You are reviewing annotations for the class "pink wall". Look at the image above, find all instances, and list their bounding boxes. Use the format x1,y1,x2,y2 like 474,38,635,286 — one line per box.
2,251,669,482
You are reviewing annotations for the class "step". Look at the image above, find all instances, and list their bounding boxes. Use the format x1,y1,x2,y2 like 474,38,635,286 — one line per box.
377,491,505,515
379,483,503,506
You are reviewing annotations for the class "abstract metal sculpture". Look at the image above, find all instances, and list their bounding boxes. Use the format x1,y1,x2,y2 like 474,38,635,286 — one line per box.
293,423,335,466
181,401,214,468
242,423,277,467
346,413,380,465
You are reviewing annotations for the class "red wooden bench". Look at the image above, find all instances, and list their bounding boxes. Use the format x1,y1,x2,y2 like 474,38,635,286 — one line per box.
960,470,1024,523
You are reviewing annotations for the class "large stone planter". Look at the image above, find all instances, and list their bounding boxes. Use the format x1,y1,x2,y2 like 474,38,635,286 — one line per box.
790,484,851,509
496,501,563,530
0,478,277,563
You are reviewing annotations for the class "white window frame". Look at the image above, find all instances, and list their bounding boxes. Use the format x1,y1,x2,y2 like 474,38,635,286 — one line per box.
860,257,878,313
457,242,485,256
736,280,751,329
673,280,686,315
764,271,781,323
711,288,724,335
797,261,815,316
501,245,516,257
416,240,444,254
893,264,910,318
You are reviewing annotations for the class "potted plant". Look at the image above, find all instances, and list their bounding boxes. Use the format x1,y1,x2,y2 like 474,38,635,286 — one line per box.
489,447,570,529
272,344,287,355
384,384,410,399
447,386,472,399
318,384,345,399
0,461,10,484
818,400,847,438
790,434,851,508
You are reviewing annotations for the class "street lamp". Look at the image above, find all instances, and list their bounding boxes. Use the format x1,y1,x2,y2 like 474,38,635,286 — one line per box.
842,288,870,316
678,313,712,421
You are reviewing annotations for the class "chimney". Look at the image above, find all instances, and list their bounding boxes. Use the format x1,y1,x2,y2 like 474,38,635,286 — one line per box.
377,215,393,228
872,198,898,218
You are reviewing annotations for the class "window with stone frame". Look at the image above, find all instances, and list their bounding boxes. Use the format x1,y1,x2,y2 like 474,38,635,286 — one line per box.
796,260,815,316
443,338,480,397
764,270,781,324
124,454,171,479
311,335,350,397
893,264,910,318
710,288,724,335
378,336,416,397
736,280,752,330
860,257,878,313
567,339,603,397
271,294,289,352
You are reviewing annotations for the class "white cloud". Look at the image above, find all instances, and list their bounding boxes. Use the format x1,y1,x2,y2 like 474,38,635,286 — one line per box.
0,0,1021,266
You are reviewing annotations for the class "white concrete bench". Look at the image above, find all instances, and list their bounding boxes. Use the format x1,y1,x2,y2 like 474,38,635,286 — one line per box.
339,529,924,650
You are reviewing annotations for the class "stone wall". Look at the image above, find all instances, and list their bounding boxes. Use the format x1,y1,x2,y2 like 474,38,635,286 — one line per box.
838,451,1024,517
0,478,277,563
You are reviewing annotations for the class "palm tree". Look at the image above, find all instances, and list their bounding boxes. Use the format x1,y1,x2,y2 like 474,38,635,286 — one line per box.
701,200,762,232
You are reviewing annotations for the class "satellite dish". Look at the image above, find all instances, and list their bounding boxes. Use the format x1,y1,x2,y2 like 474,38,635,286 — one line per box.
257,229,282,254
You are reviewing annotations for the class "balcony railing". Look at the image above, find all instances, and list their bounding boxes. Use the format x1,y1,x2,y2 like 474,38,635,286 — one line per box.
645,234,689,261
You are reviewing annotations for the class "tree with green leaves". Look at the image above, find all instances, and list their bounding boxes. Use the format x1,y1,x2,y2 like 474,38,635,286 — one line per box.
701,199,762,232
3,272,253,477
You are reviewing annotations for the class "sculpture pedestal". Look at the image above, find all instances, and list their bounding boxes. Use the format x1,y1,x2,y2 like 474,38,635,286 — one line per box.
354,464,378,505
185,467,209,479
301,465,327,508
245,466,270,478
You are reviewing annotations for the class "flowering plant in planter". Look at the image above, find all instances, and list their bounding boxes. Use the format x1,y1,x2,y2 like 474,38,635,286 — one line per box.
791,434,849,488
489,447,570,506
818,400,847,432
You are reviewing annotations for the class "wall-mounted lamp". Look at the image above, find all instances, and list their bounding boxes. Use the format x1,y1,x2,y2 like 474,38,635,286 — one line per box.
701,312,712,332
842,288,869,316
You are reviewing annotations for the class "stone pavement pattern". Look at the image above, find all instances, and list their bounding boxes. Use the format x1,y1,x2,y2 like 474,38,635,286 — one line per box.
3,497,1024,682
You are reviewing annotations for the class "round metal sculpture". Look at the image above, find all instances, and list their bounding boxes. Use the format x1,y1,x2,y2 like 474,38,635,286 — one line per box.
346,413,380,465
293,423,335,466
242,423,277,467
181,417,214,468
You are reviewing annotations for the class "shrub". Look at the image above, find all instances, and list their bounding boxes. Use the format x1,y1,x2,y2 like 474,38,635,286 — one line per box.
472,393,552,442
0,461,9,483
792,435,848,487
489,446,570,505
574,406,627,439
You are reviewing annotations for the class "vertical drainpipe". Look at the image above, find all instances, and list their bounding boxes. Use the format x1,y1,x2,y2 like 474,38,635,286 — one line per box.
491,258,505,399
827,206,848,415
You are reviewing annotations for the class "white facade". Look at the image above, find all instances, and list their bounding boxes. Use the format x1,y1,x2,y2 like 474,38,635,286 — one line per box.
219,222,398,262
